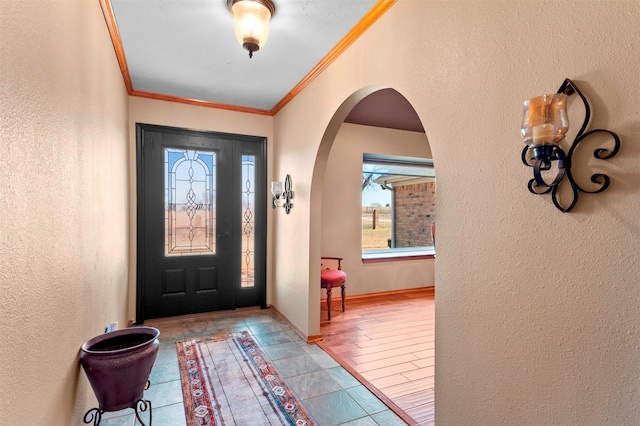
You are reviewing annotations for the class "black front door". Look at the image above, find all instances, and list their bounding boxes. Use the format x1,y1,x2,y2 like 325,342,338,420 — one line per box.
136,124,266,321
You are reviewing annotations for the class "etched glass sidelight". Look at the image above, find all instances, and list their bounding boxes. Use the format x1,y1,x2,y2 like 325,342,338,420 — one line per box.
241,155,255,287
164,149,216,256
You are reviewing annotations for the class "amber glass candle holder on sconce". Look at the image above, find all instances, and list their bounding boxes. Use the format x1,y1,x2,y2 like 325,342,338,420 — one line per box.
521,93,570,188
520,79,620,213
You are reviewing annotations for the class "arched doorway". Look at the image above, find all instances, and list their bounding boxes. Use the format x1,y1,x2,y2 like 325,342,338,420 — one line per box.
309,87,435,424
310,87,434,327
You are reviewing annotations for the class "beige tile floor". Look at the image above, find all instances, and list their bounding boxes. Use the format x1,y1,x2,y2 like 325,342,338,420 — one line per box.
98,307,407,426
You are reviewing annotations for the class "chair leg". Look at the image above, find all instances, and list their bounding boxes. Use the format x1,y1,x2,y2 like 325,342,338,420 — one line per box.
326,286,332,321
341,284,346,312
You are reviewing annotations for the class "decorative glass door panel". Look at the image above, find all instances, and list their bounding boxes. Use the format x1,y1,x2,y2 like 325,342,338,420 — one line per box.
241,155,255,288
137,123,265,321
164,149,215,257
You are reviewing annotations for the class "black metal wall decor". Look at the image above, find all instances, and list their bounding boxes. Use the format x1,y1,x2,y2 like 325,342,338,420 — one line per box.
271,174,294,213
521,78,620,212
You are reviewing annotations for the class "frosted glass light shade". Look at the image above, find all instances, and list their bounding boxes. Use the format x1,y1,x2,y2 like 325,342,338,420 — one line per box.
271,181,284,197
230,0,273,56
522,93,569,147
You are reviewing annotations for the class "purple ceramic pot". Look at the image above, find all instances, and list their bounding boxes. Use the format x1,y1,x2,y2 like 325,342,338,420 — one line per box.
80,326,160,412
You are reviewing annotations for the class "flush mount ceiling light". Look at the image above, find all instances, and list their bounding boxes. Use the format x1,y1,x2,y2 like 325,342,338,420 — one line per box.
226,0,276,58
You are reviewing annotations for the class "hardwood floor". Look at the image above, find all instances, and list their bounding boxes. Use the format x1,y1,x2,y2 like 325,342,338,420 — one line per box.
316,287,434,426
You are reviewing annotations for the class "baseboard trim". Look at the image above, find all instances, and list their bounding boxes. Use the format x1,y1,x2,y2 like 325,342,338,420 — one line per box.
267,304,321,343
322,285,434,303
270,287,434,342
306,334,322,343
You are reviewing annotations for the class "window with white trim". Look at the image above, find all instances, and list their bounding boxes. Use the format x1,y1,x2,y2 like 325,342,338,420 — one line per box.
362,153,436,259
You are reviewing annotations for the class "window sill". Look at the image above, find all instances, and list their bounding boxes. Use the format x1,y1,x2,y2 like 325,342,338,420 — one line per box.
362,248,435,263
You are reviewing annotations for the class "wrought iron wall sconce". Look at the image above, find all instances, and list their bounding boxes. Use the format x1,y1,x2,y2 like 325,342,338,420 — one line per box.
521,78,620,212
271,174,293,213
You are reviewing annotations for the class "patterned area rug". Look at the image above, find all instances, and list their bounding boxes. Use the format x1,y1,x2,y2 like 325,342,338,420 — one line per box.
176,331,317,426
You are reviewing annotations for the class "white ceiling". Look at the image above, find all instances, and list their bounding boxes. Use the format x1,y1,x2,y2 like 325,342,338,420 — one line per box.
107,0,423,132
110,0,380,112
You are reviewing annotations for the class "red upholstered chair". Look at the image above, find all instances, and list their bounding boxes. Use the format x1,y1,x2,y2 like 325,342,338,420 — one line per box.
320,257,347,321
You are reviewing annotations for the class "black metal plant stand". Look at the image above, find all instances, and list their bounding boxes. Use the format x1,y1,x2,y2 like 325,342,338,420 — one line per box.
83,381,153,426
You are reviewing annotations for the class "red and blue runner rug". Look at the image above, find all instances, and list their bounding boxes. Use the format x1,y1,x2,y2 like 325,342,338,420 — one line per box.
176,331,317,426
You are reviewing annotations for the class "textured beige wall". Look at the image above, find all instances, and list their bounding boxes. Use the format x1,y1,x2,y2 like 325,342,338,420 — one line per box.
2,0,639,424
322,123,434,297
0,1,129,424
273,0,640,424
